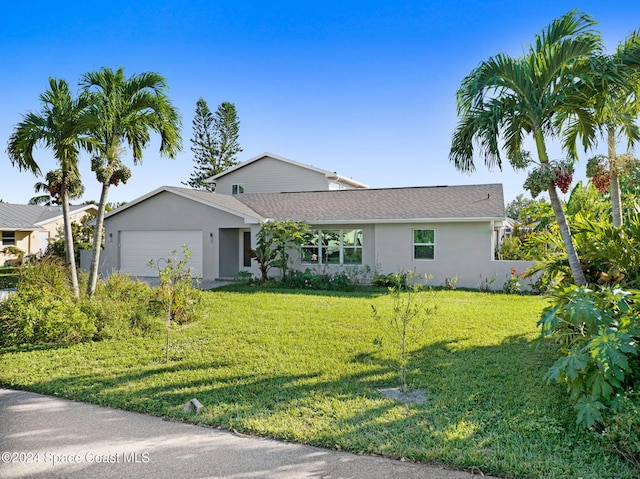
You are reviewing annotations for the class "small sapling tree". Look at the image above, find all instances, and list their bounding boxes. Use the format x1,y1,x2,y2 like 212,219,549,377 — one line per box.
371,271,436,392
148,245,201,362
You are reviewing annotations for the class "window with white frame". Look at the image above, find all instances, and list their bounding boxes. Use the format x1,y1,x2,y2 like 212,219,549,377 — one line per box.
1,231,16,246
413,229,434,260
301,229,362,264
231,184,245,195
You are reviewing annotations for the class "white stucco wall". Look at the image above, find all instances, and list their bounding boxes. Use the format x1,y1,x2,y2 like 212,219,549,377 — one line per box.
215,157,331,194
282,220,536,290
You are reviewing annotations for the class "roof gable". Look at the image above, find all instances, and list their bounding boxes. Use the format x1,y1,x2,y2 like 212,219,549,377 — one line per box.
103,186,264,223
206,152,369,189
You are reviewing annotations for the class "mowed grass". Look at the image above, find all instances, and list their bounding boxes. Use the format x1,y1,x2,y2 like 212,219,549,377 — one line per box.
0,287,636,479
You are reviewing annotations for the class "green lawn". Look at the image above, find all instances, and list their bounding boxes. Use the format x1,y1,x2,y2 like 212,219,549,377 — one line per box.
0,287,636,479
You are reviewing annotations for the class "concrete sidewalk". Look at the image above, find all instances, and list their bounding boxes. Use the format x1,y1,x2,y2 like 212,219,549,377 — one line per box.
0,388,494,479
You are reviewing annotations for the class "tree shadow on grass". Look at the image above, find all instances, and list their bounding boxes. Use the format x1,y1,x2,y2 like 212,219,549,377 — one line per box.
4,333,636,479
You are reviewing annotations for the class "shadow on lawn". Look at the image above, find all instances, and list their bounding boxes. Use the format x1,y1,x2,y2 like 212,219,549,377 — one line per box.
11,333,626,478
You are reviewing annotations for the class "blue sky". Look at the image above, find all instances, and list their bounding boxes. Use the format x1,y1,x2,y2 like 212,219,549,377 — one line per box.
1,1,640,205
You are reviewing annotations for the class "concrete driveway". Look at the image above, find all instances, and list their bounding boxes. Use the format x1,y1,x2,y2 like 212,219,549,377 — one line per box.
0,388,494,479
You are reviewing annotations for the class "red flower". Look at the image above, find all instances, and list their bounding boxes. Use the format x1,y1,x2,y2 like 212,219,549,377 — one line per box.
511,268,518,276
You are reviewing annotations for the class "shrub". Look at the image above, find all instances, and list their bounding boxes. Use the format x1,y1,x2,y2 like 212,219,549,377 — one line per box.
372,272,408,289
81,273,161,340
329,273,352,291
539,286,640,428
0,258,95,345
444,275,458,290
503,268,524,294
478,274,495,292
601,393,640,467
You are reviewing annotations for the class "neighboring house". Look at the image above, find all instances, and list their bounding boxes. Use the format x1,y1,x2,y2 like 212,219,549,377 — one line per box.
98,153,533,288
0,203,97,265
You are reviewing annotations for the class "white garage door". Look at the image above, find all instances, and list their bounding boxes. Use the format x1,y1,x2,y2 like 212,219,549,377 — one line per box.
120,230,203,277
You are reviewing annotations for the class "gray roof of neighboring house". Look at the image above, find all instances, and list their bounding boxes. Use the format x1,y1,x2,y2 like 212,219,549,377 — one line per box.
0,204,94,231
234,184,505,223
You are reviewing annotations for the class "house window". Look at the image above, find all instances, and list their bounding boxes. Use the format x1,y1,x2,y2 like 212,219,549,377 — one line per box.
301,230,320,263
231,184,245,195
413,229,434,260
1,231,15,246
301,229,362,265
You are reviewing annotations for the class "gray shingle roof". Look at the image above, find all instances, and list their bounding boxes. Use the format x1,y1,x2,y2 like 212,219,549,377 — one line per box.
166,187,265,221
235,184,505,223
0,204,91,230
104,184,505,225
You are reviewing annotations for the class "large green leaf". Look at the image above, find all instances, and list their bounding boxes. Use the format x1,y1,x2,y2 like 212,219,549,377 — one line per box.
545,351,590,383
537,303,560,336
564,294,601,331
589,331,637,381
574,396,605,428
584,369,615,400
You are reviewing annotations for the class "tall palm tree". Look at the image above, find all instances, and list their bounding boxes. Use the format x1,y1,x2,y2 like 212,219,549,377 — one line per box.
29,169,85,206
81,67,181,297
449,10,610,286
583,31,640,226
7,78,93,297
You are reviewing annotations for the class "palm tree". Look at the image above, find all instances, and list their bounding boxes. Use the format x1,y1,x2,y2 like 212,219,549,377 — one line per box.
80,67,181,297
582,31,640,226
449,10,610,286
29,169,85,206
7,78,93,297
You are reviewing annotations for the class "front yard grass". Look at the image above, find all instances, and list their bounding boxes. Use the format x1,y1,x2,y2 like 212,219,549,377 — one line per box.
0,287,636,479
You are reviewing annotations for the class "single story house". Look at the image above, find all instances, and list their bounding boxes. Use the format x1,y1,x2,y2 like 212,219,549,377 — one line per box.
0,203,97,265
98,153,532,289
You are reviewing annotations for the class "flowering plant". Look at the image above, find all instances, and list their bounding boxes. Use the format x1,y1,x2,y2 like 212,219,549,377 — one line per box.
503,268,525,294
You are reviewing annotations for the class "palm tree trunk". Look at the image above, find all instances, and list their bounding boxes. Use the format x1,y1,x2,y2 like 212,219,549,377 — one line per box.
608,126,623,227
535,129,586,286
87,182,110,297
61,179,80,298
548,185,586,286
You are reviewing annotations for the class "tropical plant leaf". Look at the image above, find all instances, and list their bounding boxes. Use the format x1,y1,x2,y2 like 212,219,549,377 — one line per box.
545,351,590,383
564,294,601,331
588,331,636,381
537,304,560,336
574,396,605,428
584,369,615,400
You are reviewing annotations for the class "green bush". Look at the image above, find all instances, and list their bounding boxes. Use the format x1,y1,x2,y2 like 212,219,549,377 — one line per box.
372,272,408,289
282,268,356,291
329,273,352,291
81,273,161,340
0,258,96,345
601,393,640,467
0,259,164,346
539,286,640,428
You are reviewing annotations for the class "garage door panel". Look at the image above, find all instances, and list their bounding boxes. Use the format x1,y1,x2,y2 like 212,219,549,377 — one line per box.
120,231,203,277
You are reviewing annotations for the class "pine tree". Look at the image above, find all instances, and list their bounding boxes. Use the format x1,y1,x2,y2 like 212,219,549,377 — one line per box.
183,98,217,190
183,99,242,190
214,101,242,173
